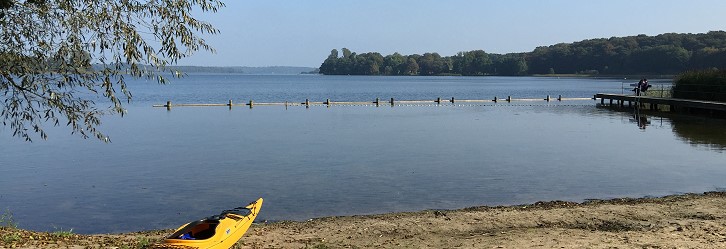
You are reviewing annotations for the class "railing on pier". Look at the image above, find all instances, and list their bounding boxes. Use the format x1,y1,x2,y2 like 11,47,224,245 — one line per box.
620,84,672,98
594,93,726,112
621,83,726,101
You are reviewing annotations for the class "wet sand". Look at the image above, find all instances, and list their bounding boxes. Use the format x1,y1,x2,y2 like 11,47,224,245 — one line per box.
2,192,725,248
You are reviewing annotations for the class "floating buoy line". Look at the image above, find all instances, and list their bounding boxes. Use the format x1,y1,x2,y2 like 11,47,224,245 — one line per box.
153,95,597,110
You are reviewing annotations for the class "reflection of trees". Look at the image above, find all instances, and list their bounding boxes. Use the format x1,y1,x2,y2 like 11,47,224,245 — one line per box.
597,105,726,150
670,117,726,151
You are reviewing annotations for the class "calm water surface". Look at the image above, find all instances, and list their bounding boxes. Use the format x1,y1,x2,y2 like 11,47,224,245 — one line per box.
1,75,724,234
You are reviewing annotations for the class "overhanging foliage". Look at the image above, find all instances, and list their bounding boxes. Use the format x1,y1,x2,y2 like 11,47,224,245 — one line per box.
0,0,224,141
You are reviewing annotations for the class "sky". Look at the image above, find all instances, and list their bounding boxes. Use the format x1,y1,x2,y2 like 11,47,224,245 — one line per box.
179,0,726,67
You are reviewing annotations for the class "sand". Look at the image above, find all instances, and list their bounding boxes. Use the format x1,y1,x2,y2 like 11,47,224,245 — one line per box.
2,192,725,248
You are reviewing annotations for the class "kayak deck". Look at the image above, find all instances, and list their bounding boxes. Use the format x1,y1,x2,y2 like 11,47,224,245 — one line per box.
154,198,263,249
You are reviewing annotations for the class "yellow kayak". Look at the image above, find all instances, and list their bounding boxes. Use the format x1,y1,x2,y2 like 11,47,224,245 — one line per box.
155,198,263,249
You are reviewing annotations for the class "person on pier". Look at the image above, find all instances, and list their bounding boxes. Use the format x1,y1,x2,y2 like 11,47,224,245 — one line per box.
640,78,652,95
634,79,644,96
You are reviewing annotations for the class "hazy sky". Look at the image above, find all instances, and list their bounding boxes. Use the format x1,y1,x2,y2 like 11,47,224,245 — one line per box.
179,0,726,67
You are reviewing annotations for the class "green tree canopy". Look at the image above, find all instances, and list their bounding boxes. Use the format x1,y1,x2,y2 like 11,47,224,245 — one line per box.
452,50,491,76
319,49,339,74
403,58,419,75
383,53,406,75
417,53,449,76
1,0,224,141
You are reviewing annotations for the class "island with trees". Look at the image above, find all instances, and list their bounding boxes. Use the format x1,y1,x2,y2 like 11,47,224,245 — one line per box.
319,31,726,76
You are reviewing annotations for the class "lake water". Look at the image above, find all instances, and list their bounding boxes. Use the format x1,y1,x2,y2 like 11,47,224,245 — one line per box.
1,75,725,234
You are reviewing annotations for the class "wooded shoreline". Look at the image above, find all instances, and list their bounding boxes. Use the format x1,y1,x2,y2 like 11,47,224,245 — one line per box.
319,32,726,77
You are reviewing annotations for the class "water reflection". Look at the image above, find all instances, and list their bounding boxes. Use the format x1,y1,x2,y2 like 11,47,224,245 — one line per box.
630,112,651,130
670,116,726,151
598,105,726,151
3,99,725,234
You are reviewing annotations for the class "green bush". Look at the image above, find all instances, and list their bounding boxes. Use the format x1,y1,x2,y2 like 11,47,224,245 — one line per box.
1,233,22,244
673,69,726,102
51,227,74,238
0,210,17,228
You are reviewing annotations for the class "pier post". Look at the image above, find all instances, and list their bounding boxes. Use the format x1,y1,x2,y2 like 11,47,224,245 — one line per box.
507,96,511,102
493,96,498,103
451,97,455,103
546,95,551,102
305,99,310,108
609,99,613,105
600,97,604,105
619,100,624,108
375,97,380,105
436,97,441,104
557,95,562,101
166,101,171,110
248,100,254,108
390,97,394,106
326,98,330,107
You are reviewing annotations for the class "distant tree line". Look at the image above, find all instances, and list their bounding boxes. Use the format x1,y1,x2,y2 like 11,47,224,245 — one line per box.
319,48,527,76
319,31,726,76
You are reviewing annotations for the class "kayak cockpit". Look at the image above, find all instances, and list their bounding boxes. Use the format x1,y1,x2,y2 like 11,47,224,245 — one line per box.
167,219,220,240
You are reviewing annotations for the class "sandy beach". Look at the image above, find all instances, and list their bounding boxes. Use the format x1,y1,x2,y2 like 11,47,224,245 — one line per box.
2,192,725,248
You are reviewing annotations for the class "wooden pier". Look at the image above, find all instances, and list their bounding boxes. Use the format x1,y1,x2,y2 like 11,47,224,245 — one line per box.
153,95,594,109
594,93,726,112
